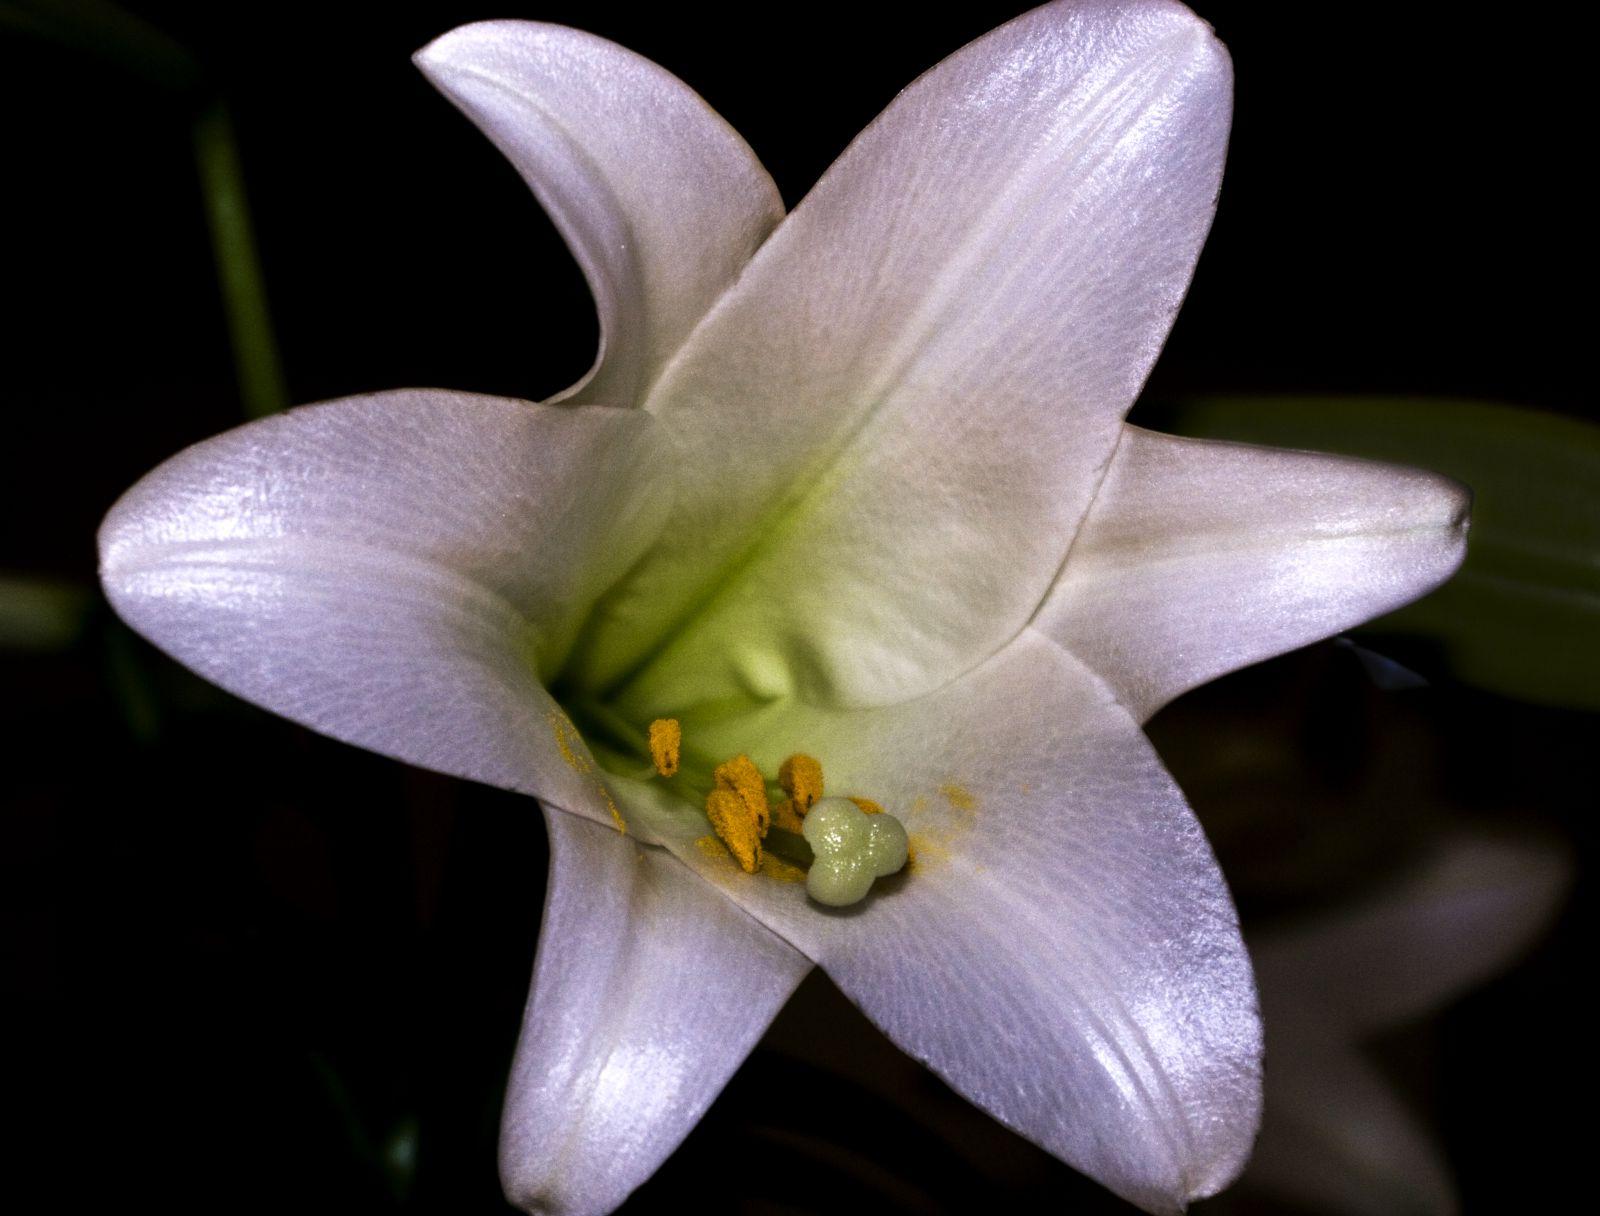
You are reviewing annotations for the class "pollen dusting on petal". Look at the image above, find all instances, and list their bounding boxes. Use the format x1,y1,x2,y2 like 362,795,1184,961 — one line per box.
706,787,762,873
769,797,806,834
939,783,977,812
714,753,770,833
758,852,807,884
906,833,950,873
547,708,585,772
648,717,681,777
694,835,730,864
778,753,824,810
848,797,884,815
595,783,627,835
546,708,626,833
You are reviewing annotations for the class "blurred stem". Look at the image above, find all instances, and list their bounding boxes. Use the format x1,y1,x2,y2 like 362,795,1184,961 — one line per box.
193,101,289,418
104,621,162,744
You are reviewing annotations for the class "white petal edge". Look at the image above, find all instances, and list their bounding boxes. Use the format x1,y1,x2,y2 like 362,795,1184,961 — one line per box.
574,0,1234,713
1037,425,1470,723
415,21,784,408
630,627,1261,1213
501,808,810,1215
98,390,670,831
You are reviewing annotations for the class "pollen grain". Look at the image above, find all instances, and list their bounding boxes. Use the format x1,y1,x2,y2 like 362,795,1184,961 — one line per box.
714,753,770,833
706,787,763,873
648,718,681,777
779,753,825,811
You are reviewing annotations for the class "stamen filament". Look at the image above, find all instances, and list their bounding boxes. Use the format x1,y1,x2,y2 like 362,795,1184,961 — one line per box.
763,826,815,869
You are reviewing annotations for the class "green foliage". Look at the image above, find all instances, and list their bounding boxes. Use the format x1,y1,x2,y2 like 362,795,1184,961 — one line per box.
1156,397,1600,710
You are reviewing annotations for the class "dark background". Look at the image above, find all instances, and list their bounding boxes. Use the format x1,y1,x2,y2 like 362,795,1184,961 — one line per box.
3,3,1589,1213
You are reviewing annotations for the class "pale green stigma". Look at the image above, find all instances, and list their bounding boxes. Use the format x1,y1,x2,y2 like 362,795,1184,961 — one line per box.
801,797,910,907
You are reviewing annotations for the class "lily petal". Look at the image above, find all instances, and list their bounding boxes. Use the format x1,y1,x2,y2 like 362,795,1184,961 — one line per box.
98,390,668,830
415,21,784,408
502,808,810,1215
1246,1044,1456,1216
575,0,1233,712
1253,834,1570,1035
1246,836,1569,1215
1037,426,1470,723
649,628,1260,1213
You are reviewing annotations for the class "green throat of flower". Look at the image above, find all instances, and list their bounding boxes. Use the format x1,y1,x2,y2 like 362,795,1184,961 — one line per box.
556,706,910,908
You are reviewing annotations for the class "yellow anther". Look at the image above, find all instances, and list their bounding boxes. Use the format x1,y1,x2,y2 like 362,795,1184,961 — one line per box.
770,797,806,834
648,718,681,778
779,754,825,811
714,754,770,834
848,797,884,816
706,788,763,874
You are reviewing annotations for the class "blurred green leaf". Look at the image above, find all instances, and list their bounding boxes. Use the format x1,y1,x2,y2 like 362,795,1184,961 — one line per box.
4,3,285,419
1151,397,1600,710
383,1116,420,1199
0,574,92,650
0,0,199,92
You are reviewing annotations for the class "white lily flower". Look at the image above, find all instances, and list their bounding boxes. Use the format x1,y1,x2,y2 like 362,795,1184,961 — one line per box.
1246,835,1569,1215
96,3,1468,1213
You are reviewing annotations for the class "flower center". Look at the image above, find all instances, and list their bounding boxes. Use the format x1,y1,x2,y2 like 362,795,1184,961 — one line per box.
648,718,908,907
